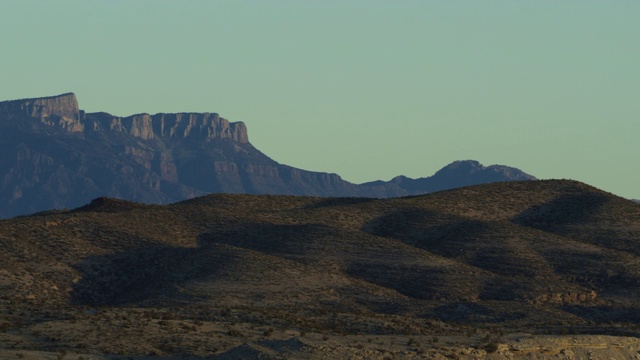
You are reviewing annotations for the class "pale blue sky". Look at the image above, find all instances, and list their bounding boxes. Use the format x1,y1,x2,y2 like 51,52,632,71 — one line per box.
1,1,638,199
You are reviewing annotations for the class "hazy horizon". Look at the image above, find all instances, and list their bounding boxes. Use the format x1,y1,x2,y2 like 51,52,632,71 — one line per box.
1,1,638,199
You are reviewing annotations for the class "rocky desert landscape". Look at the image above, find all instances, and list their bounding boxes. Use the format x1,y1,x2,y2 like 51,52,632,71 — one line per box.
1,180,640,358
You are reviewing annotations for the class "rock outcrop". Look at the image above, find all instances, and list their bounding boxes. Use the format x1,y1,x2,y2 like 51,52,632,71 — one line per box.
0,93,83,132
0,93,536,218
85,111,248,143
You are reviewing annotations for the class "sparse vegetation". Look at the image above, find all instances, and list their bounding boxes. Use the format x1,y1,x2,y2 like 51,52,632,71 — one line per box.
484,341,499,353
0,180,639,357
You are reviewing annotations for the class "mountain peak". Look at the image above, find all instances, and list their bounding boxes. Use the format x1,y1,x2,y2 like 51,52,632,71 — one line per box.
0,92,82,132
0,92,79,114
434,160,535,179
435,160,485,174
1,92,77,102
424,160,535,193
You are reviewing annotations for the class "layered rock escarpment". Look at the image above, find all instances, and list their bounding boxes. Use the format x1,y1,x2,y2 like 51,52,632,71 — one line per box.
0,93,84,132
0,93,535,218
0,93,358,217
86,112,248,143
0,93,248,143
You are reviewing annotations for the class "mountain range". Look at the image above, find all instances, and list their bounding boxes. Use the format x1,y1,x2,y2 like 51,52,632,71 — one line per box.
0,93,534,218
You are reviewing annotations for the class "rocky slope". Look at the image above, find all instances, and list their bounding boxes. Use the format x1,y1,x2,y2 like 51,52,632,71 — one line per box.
0,180,639,358
0,93,534,218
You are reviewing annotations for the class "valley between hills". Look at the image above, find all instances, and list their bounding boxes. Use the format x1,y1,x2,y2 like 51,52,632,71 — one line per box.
1,179,640,359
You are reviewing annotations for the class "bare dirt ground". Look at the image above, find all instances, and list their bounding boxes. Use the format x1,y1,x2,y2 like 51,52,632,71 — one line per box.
1,333,639,359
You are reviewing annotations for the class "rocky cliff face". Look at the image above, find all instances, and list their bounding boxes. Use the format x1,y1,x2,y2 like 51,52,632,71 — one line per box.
0,93,535,218
0,93,83,132
85,112,248,143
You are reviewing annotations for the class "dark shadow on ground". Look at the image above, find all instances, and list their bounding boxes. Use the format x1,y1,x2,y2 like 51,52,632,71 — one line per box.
197,222,339,258
430,302,526,324
71,241,237,306
362,208,490,257
73,221,359,306
346,262,455,301
562,305,640,325
363,208,541,276
512,192,609,230
512,192,640,256
213,338,307,360
302,197,377,210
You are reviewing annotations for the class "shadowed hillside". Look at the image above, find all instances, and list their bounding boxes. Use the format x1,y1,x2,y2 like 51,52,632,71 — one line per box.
1,179,640,358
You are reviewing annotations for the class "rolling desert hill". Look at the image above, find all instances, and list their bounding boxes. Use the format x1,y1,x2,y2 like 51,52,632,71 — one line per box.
0,93,534,219
1,179,640,358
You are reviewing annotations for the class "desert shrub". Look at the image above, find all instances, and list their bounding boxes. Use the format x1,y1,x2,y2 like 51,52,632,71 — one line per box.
485,342,499,353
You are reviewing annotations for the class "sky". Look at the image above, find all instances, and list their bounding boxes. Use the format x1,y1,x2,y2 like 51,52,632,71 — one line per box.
1,1,638,199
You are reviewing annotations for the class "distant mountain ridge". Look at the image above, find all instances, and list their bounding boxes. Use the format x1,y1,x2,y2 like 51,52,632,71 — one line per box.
362,159,535,196
0,93,535,218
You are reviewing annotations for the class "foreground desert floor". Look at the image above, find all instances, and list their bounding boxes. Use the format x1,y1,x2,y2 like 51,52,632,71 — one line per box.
1,333,640,359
